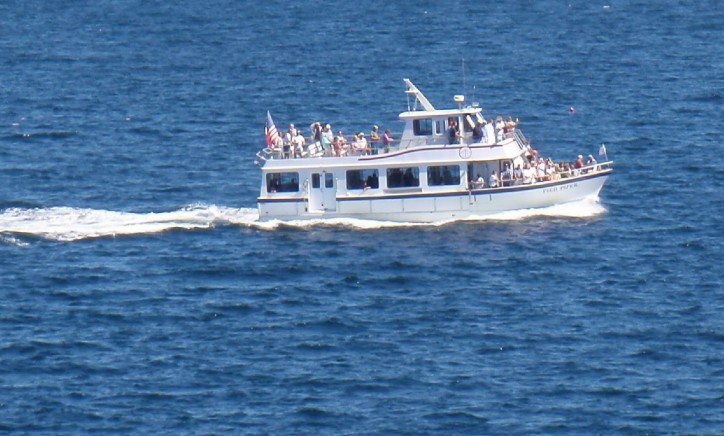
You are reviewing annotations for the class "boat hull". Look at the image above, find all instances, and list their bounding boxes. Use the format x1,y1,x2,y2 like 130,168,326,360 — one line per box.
258,169,610,223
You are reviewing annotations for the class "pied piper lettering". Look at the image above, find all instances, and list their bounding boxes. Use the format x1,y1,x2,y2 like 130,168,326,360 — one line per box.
542,183,578,194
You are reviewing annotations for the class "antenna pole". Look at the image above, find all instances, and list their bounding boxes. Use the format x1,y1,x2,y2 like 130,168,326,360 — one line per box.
462,58,466,96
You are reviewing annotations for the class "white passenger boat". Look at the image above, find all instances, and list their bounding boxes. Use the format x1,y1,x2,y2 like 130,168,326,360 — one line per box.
255,79,612,222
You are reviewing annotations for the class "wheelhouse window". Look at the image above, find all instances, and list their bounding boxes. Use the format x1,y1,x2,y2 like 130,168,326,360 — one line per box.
428,165,460,186
346,169,379,190
266,172,299,193
434,120,445,135
386,167,419,188
413,118,433,136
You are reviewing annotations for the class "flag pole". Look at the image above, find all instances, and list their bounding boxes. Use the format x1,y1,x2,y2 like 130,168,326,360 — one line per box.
599,143,608,162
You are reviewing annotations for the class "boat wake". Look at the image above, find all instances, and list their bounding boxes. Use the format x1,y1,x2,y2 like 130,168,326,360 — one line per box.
0,204,259,244
0,197,606,244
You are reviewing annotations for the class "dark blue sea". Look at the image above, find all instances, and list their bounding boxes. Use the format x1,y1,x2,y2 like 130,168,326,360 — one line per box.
1,1,722,433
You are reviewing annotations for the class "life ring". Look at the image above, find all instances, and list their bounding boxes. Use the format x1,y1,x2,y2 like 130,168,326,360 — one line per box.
459,146,472,159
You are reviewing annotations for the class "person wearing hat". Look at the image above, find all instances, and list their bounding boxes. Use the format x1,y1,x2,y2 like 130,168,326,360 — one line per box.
353,132,368,156
573,154,585,175
369,125,380,154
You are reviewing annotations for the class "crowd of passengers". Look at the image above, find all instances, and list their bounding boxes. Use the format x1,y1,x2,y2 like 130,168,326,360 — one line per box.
470,152,599,189
452,115,519,144
269,122,396,158
269,113,525,159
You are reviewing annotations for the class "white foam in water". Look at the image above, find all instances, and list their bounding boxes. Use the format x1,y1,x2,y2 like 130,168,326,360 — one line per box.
0,204,260,242
248,196,607,230
0,197,605,242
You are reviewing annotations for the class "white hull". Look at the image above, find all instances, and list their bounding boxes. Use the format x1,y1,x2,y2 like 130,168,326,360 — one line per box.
258,169,610,223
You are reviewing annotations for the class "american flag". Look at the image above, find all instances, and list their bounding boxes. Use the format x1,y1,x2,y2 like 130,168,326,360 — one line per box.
265,111,278,147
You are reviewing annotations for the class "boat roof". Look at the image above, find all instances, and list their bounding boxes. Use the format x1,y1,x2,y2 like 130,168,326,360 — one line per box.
399,78,483,120
398,107,482,120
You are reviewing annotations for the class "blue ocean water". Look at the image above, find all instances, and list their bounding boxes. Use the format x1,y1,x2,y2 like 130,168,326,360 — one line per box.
1,0,722,433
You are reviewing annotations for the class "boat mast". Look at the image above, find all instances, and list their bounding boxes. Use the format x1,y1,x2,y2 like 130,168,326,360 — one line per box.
403,79,435,111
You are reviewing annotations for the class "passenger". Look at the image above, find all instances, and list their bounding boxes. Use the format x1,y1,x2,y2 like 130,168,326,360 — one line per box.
285,123,295,144
320,124,334,156
573,154,584,174
505,116,518,133
484,118,495,145
546,161,558,180
514,164,524,184
501,163,514,186
470,174,484,189
489,171,500,188
495,116,505,141
472,120,484,142
382,129,394,153
337,130,349,156
536,158,547,181
282,130,292,159
522,163,535,184
447,120,459,145
352,132,368,155
561,162,572,178
292,128,306,158
370,125,381,154
310,121,322,142
272,131,284,158
587,154,597,169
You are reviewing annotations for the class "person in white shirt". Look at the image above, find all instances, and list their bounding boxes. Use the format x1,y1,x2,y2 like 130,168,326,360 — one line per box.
489,171,499,188
522,163,535,184
292,129,306,158
470,174,484,189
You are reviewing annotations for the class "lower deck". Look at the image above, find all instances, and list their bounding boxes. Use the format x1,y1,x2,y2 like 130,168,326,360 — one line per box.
258,163,612,222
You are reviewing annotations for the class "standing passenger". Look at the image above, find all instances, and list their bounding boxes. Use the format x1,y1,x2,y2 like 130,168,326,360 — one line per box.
382,129,394,153
489,171,499,188
370,125,381,154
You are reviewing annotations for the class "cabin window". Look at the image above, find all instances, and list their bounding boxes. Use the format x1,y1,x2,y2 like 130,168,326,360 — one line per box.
311,173,320,188
325,173,334,188
413,119,433,136
386,167,419,188
434,120,445,135
346,169,379,190
428,165,460,186
266,172,299,193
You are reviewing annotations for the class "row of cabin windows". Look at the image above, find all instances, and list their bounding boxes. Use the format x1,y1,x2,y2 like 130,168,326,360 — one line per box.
412,117,476,136
266,165,461,193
